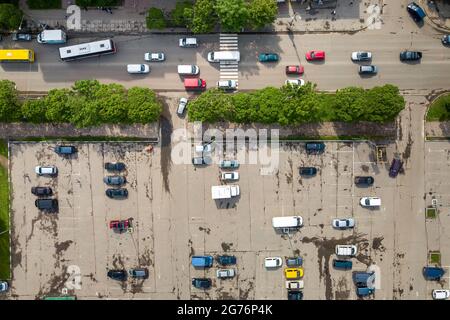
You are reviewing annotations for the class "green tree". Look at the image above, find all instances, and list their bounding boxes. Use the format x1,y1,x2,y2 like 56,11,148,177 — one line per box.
0,80,20,122
215,0,249,32
127,87,162,123
188,89,232,122
333,87,366,122
146,7,167,29
72,80,101,100
44,88,73,123
170,1,193,27
185,0,217,33
0,4,22,30
364,85,405,122
70,100,100,128
248,0,277,30
21,99,48,123
94,83,128,123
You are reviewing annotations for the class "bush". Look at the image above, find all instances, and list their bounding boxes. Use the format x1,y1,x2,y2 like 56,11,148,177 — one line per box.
170,1,193,27
146,7,167,29
426,93,450,121
0,3,22,30
26,0,61,9
21,99,48,123
0,80,20,122
127,87,162,123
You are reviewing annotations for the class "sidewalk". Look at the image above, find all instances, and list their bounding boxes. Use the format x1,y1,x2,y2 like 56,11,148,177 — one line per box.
419,0,450,32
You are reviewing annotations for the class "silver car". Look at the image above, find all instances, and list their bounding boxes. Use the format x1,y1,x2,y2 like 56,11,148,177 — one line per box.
216,268,235,278
144,52,165,61
177,98,188,116
351,51,372,61
332,218,355,229
359,65,378,74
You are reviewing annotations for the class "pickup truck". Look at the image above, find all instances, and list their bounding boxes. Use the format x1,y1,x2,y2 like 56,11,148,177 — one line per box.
211,185,240,199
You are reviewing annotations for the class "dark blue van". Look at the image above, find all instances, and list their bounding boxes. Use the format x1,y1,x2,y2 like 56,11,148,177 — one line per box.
407,2,426,22
333,259,353,270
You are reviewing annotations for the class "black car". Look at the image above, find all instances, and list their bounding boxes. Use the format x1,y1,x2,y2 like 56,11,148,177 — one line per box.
103,176,126,186
217,255,237,266
35,198,58,211
305,142,325,154
288,290,303,300
389,158,403,178
105,188,128,199
105,162,126,171
12,33,32,41
399,51,422,61
299,167,317,176
54,145,77,155
442,35,450,45
192,278,211,289
31,186,53,196
107,269,127,281
354,176,374,187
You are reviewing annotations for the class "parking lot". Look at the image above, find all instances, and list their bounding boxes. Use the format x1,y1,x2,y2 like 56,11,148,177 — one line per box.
9,140,428,299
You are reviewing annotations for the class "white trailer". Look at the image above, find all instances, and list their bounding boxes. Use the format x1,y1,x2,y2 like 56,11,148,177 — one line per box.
211,185,240,200
272,216,303,228
37,30,66,44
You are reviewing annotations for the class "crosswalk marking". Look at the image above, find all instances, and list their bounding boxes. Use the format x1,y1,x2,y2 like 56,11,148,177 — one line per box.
219,34,239,89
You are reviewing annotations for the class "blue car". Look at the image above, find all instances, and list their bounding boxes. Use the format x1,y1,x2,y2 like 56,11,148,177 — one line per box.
288,290,303,300
305,142,325,154
333,259,353,270
357,287,375,297
423,266,445,280
258,53,279,62
353,271,375,288
192,278,211,289
407,2,426,22
191,256,213,268
217,255,237,266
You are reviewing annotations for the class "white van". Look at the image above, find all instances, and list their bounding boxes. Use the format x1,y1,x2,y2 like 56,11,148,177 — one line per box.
177,64,199,76
127,64,150,74
179,38,198,48
272,216,303,228
207,51,240,63
217,80,237,90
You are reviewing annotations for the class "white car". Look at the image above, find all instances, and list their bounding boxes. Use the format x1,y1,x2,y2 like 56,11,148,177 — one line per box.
432,289,450,300
221,171,239,181
216,268,235,278
217,80,237,90
35,166,57,176
265,257,282,268
285,79,305,86
177,98,188,116
127,64,150,74
360,197,381,207
144,52,165,61
285,280,304,290
335,245,358,256
351,51,372,61
179,37,198,47
195,143,214,153
0,281,8,292
332,218,355,229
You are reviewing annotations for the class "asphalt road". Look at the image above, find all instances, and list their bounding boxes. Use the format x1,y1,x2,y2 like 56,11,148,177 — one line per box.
0,31,449,92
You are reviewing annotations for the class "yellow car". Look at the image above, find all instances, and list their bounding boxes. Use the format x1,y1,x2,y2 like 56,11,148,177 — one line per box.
285,268,304,280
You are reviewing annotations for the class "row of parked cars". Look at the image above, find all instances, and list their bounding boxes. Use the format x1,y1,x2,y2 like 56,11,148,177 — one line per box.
191,255,237,289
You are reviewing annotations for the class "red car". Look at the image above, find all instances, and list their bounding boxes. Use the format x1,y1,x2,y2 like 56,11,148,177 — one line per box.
109,219,132,232
305,50,325,61
285,65,304,75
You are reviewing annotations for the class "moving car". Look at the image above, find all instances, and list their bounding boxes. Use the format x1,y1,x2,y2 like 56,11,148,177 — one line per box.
105,188,128,199
305,50,325,61
192,278,211,289
332,218,355,229
359,65,378,74
432,289,450,300
221,171,239,181
442,35,450,45
423,266,445,280
264,257,282,268
258,53,279,62
351,51,372,61
129,268,149,279
35,166,57,176
103,175,126,186
179,37,198,47
335,245,358,256
354,176,374,187
0,281,8,293
192,156,210,166
286,257,303,267
285,65,304,74
35,198,58,211
332,259,353,270
107,269,127,281
299,167,317,176
389,158,403,178
192,256,213,268
31,186,53,196
285,79,305,86
305,142,325,153
284,268,304,280
177,64,199,76
407,2,426,22
219,160,239,169
104,162,126,171
286,280,304,290
12,33,32,41
144,52,165,61
217,80,237,90
288,290,303,300
54,145,77,155
360,197,381,207
177,97,188,116
217,255,237,266
216,268,235,279
184,78,206,90
127,64,150,74
399,51,422,61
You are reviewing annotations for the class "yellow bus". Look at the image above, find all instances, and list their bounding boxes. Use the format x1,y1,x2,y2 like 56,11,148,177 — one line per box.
0,49,35,62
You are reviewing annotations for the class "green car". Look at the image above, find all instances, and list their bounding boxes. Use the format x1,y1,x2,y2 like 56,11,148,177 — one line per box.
258,53,279,62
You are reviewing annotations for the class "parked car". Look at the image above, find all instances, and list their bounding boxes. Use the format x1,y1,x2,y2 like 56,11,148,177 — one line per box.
286,257,303,267
353,271,375,287
35,198,58,211
217,80,237,90
332,218,355,229
219,160,239,169
177,97,188,116
195,143,214,153
103,176,126,186
105,188,128,199
351,51,372,61
35,166,57,176
109,219,131,232
299,167,317,176
192,156,211,166
285,79,305,86
359,65,378,74
335,245,358,256
407,2,426,22
54,145,77,155
400,51,422,61
221,171,239,181
442,35,450,45
332,259,353,270
217,255,237,266
104,162,126,171
357,287,375,297
144,52,165,61
389,158,403,178
354,176,374,187
216,268,235,278
258,53,279,62
305,50,325,61
285,280,304,290
305,142,325,153
423,266,445,280
287,290,303,300
179,37,198,47
31,186,52,196
12,33,32,41
264,257,282,268
191,256,213,268
432,289,450,300
285,268,304,280
360,197,381,207
192,278,211,289
285,65,304,75
107,269,127,281
129,268,149,279
0,281,8,293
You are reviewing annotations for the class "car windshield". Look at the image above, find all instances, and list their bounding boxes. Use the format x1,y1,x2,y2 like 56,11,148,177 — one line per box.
360,52,367,58
365,199,371,205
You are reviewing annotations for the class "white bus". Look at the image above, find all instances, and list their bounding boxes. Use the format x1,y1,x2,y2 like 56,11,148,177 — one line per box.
207,51,240,63
59,39,116,61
